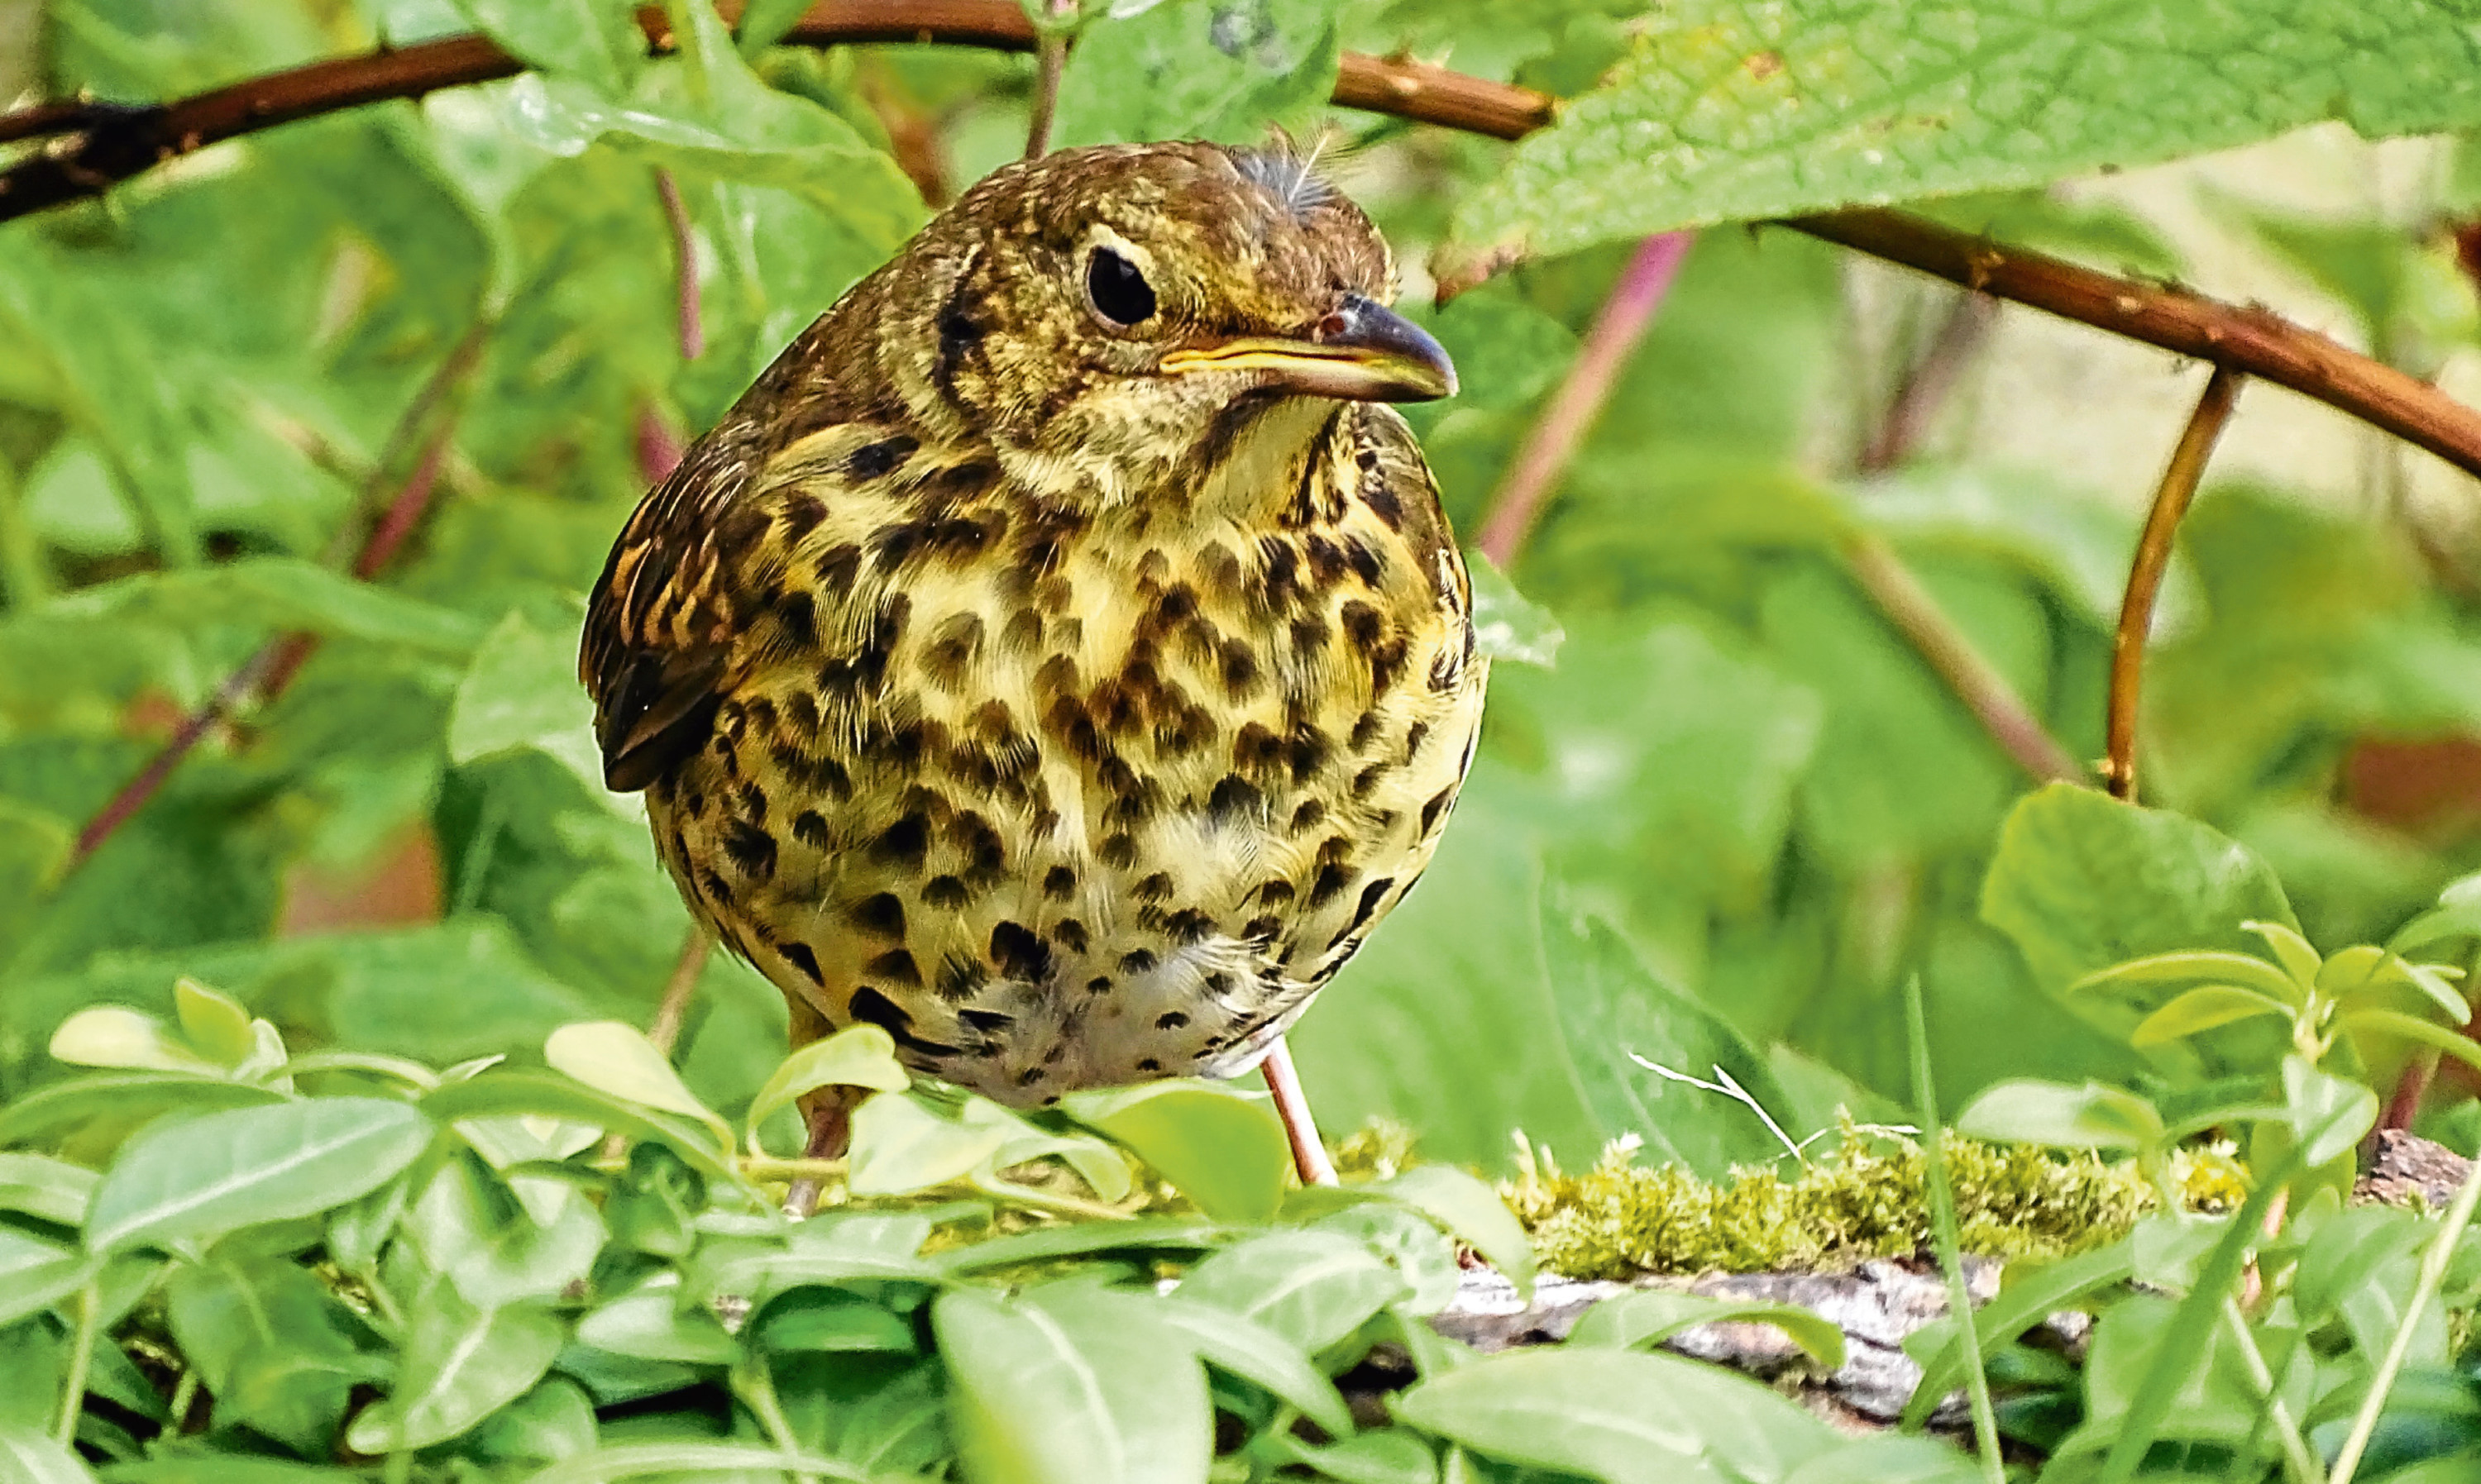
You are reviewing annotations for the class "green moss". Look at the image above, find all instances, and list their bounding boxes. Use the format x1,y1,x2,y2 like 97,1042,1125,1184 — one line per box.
1500,1117,2157,1280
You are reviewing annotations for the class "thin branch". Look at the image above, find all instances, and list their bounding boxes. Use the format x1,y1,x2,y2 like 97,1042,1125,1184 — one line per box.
1023,0,1077,160
1844,532,2089,786
3,2,2472,489
655,169,704,360
65,341,477,874
2106,366,2244,802
1474,231,1691,566
647,928,713,1057
1857,289,2001,475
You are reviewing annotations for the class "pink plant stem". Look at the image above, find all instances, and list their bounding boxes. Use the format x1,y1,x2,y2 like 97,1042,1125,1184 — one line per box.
1261,1037,1338,1186
1474,231,1692,567
656,169,703,360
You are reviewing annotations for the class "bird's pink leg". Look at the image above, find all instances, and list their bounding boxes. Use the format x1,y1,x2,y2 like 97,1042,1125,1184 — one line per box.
784,1087,854,1218
1261,1036,1338,1186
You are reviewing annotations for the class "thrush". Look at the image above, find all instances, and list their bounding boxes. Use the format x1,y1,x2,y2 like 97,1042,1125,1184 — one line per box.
581,140,1484,1199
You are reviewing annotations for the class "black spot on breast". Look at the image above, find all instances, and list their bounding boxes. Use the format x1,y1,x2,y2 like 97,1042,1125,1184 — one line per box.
1348,712,1383,751
1241,914,1280,940
849,892,906,938
959,1008,1013,1033
1052,918,1090,953
922,613,985,690
864,949,922,987
1305,536,1350,585
844,433,918,480
791,809,831,849
922,875,972,910
1099,833,1139,869
721,819,777,882
1217,640,1261,699
1343,538,1384,586
807,756,853,801
1308,861,1353,907
1163,909,1213,944
872,814,930,869
1403,722,1430,761
777,491,828,543
939,955,986,1001
1290,614,1329,659
1340,601,1383,648
1136,1057,1163,1072
1120,947,1158,975
1131,871,1174,902
1350,876,1395,933
1361,477,1403,530
1289,799,1326,834
1352,762,1389,799
990,921,1053,982
1208,775,1264,823
814,542,861,589
1087,976,1113,994
1044,865,1078,900
849,985,958,1057
1420,785,1457,836
782,942,824,983
1156,1011,1189,1030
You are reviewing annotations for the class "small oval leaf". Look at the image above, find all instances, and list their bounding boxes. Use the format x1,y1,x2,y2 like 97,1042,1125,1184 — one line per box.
2128,985,2291,1047
544,1022,731,1153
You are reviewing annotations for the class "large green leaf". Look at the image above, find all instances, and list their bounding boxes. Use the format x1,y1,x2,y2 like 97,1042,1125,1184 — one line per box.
165,1257,382,1453
1396,1345,1833,1483
84,1096,435,1254
1981,784,2299,993
1059,1080,1289,1224
1452,0,2481,257
933,1282,1212,1484
345,1288,567,1453
1054,0,1343,147
447,0,643,95
1175,1229,1410,1353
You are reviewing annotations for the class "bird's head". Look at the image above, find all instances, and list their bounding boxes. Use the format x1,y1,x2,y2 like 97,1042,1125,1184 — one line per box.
849,140,1456,509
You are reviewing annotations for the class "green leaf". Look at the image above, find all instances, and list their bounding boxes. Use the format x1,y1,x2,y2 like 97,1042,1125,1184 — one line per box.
933,1282,1212,1484
0,1073,286,1153
166,1256,380,1454
0,1154,97,1229
1900,1238,2136,1428
1567,1290,1846,1370
422,1071,747,1186
0,1425,98,1484
447,0,643,95
2070,952,2307,1009
1395,1345,1833,1483
753,1288,919,1356
1983,785,2299,996
931,1217,1226,1276
1145,1296,1355,1439
743,1025,910,1159
45,557,484,653
1781,1436,1987,1483
1059,1081,1288,1224
735,0,814,55
1364,1166,1537,1302
1271,1429,1441,1484
2388,872,2481,957
1954,1079,2163,1151
2282,1054,2378,1170
2128,986,2293,1047
1175,1230,1411,1353
347,1287,566,1453
1451,0,2481,258
1541,898,1802,1179
84,1097,434,1254
404,1151,608,1309
1463,554,1563,668
45,1006,222,1076
574,1280,740,1364
171,979,258,1069
519,1442,879,1484
847,1090,1021,1197
2343,1008,2481,1079
543,1021,733,1154
2367,957,2474,1025
699,1210,944,1300
2241,920,2324,990
447,610,610,798
1053,0,1342,147
0,1225,93,1329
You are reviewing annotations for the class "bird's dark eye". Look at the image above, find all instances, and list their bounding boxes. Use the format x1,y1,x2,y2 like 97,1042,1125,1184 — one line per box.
1086,247,1156,327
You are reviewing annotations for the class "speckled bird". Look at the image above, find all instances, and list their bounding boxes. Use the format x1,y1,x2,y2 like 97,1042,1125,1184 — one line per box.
581,140,1484,1195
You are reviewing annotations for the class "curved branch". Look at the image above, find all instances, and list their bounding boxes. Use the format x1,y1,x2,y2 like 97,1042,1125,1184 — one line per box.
2106,366,2244,803
1,2,2468,490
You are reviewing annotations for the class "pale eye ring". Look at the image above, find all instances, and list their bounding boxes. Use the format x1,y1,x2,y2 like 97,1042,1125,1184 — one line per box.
1085,246,1157,327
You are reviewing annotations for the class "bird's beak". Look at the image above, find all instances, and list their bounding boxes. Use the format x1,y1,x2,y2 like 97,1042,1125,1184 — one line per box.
1160,293,1458,403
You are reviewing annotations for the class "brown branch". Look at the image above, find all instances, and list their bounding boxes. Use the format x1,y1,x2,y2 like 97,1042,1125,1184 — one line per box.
648,928,714,1056
1857,290,2001,475
64,339,478,873
655,168,704,360
2,2,2464,489
1789,210,2481,485
2106,366,2244,803
1475,231,1690,566
1843,532,2090,786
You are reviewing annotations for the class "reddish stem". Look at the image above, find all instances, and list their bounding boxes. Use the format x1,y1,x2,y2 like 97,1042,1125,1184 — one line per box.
655,169,704,360
1474,231,1691,567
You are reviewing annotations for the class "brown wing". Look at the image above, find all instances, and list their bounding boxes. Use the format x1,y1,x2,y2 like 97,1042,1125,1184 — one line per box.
581,427,774,793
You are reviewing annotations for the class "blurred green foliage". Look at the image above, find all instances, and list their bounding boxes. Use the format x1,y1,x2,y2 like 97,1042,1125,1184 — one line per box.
9,0,2481,1477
